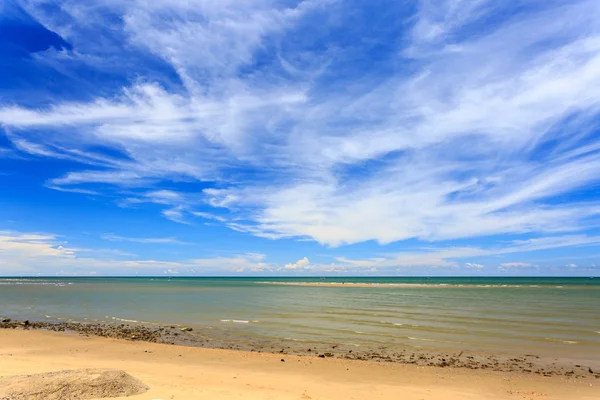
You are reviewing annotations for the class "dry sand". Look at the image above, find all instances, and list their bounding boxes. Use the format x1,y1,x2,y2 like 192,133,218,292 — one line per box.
0,330,598,400
0,369,148,399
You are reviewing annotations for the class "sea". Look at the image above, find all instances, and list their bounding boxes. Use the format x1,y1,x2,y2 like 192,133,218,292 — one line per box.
1,276,599,364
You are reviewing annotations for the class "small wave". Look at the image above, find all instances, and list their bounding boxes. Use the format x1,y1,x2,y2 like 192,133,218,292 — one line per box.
380,320,405,325
544,337,578,344
254,281,561,289
408,336,436,342
0,281,71,286
107,316,139,323
354,330,364,334
220,319,250,324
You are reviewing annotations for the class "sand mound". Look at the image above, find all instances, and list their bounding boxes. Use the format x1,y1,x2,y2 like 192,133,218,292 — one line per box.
0,368,149,400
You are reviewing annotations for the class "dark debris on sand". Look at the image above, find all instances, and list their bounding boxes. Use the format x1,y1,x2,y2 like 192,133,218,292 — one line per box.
1,318,597,380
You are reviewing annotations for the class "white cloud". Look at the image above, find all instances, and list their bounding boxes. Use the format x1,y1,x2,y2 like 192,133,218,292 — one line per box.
191,211,227,222
2,0,600,248
161,206,188,224
0,230,274,275
337,234,600,269
0,230,596,276
284,256,310,269
465,262,484,270
120,190,198,224
499,262,531,268
164,268,180,275
101,233,188,244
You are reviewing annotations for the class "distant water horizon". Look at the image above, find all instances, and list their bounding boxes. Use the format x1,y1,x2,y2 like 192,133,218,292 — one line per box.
1,276,599,367
2,275,599,279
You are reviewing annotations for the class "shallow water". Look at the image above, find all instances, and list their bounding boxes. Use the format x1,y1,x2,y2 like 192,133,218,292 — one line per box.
1,277,599,363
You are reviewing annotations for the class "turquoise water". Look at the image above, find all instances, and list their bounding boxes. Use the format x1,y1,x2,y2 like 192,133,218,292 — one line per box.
1,277,599,364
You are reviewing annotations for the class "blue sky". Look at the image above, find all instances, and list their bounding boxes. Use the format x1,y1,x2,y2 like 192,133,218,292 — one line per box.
1,0,600,276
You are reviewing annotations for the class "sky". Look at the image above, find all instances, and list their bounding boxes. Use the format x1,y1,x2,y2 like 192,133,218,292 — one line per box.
1,0,600,277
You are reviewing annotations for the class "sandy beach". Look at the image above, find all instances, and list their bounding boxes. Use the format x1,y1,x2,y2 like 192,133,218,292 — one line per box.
1,329,598,400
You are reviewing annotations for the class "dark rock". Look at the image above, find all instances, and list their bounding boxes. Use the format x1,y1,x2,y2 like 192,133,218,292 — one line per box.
280,359,285,362
318,354,325,358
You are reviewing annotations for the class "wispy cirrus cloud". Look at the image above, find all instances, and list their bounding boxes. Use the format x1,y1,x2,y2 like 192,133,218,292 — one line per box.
1,0,600,255
335,234,600,269
101,233,190,245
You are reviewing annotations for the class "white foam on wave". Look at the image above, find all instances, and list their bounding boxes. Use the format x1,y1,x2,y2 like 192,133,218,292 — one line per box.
0,281,71,286
284,337,307,342
220,319,250,324
408,336,436,342
107,316,139,323
544,337,578,344
254,281,572,289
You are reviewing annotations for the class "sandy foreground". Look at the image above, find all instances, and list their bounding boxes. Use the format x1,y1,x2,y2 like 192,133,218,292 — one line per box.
0,330,598,400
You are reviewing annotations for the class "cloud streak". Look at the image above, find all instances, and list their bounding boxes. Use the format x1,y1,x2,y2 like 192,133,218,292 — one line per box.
1,0,600,254
336,234,600,269
101,233,190,245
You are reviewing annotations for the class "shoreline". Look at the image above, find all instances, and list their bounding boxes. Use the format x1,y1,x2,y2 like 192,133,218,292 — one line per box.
2,318,598,380
1,329,599,400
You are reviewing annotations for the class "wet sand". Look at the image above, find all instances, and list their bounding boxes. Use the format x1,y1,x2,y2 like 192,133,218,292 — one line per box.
1,329,599,400
1,319,599,379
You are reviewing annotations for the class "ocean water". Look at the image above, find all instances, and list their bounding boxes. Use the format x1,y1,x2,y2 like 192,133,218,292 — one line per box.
1,277,599,363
